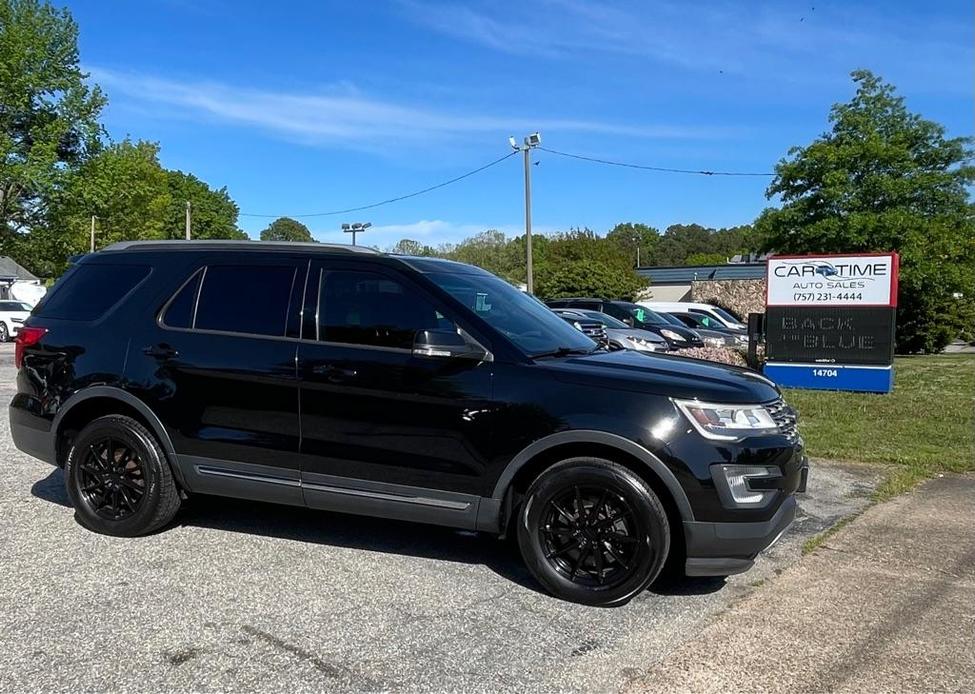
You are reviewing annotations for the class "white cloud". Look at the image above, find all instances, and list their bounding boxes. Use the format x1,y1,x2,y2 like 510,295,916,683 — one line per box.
89,66,732,150
398,0,972,92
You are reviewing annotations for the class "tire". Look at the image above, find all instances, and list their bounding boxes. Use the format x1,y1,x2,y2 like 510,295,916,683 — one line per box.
64,415,181,536
517,457,670,606
0,322,8,342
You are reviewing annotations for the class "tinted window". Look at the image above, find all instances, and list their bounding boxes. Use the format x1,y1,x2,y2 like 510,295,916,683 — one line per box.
319,270,453,349
0,301,30,311
195,265,296,336
162,271,202,329
35,264,149,321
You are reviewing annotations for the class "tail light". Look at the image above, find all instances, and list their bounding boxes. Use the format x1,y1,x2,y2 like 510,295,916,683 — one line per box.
14,326,47,368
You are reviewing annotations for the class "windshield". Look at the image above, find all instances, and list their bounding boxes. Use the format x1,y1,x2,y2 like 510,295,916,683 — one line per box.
658,312,687,327
710,306,742,324
619,303,668,326
427,272,595,357
579,310,628,329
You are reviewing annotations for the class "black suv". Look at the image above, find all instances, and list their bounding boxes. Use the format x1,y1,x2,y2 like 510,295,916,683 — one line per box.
10,242,806,606
545,298,704,349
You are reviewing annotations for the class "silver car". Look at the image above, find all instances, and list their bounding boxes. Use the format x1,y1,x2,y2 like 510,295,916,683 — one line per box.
552,308,671,353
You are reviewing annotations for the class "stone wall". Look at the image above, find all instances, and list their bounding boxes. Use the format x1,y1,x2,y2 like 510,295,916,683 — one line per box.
691,278,766,319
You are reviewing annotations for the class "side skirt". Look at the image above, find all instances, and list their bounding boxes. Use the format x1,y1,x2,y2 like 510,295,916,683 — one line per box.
176,455,483,530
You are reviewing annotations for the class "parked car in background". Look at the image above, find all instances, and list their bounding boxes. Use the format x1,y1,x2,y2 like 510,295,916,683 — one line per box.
0,300,32,342
663,312,748,349
555,311,608,346
10,240,806,607
545,298,704,350
639,301,747,332
552,308,669,353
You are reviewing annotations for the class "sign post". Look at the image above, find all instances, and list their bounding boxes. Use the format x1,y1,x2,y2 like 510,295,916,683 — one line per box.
762,253,899,393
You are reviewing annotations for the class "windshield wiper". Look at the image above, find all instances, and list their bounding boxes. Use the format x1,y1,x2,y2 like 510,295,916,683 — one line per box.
531,346,595,359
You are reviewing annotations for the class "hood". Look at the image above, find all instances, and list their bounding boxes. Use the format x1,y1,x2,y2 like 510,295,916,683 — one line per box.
606,328,668,344
638,320,701,342
537,349,780,404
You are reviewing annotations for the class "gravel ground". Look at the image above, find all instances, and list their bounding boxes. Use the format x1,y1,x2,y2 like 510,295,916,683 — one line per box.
0,343,880,692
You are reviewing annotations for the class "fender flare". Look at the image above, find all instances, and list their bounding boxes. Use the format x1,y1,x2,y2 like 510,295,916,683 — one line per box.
52,386,185,486
490,430,694,522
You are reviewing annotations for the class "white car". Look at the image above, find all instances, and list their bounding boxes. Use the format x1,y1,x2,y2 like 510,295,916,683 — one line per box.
0,300,32,342
638,301,747,332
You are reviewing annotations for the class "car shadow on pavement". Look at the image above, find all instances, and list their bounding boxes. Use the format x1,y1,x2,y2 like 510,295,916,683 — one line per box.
31,467,728,599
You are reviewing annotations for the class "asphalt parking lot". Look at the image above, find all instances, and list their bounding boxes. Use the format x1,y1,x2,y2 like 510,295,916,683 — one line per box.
0,343,881,693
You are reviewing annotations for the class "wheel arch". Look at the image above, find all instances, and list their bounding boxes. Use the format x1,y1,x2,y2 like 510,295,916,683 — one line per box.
485,430,695,535
52,387,185,487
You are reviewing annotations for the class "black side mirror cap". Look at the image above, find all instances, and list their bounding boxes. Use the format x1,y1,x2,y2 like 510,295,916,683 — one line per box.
413,329,489,361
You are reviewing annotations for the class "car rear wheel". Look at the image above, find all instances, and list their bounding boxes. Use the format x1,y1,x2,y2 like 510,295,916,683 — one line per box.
517,457,670,606
64,415,181,536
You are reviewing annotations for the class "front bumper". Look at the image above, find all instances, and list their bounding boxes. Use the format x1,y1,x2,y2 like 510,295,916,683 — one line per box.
683,492,800,577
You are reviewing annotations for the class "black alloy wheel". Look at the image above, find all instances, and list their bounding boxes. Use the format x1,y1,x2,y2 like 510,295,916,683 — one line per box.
517,457,670,606
539,485,640,587
65,415,182,536
77,437,147,520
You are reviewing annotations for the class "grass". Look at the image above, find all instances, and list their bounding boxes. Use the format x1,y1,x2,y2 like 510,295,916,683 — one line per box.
783,354,975,501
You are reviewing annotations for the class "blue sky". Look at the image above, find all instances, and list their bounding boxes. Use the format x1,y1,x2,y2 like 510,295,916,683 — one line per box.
65,0,973,247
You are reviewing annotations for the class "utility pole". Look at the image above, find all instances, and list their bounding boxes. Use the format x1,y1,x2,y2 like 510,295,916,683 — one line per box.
341,222,371,246
90,215,97,253
636,246,641,268
509,132,541,294
185,201,192,240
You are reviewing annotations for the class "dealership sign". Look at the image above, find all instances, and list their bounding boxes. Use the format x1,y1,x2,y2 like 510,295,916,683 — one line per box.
763,253,899,393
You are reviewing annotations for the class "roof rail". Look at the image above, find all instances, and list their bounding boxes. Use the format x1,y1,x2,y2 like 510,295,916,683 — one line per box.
100,240,381,254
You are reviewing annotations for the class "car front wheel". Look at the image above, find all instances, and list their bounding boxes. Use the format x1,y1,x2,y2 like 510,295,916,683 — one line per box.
517,457,670,606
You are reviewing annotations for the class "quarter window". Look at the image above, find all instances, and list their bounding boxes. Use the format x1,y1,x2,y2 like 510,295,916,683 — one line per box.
318,270,453,349
34,264,149,321
193,265,296,337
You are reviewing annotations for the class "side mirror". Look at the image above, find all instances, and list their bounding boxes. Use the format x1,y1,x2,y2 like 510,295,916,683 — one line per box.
413,329,488,361
624,317,635,327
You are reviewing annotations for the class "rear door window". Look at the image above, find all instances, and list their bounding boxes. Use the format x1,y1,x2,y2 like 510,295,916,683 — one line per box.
194,265,297,337
34,264,149,321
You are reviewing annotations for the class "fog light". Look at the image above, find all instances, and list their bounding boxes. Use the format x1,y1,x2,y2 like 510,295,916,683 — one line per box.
712,464,779,507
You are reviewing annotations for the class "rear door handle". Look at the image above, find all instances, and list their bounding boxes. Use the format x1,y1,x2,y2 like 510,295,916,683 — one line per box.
143,345,179,359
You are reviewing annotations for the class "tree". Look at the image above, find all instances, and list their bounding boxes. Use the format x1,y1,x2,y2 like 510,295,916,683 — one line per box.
388,238,435,256
535,228,648,299
685,252,729,266
535,259,647,300
755,70,975,353
39,139,169,275
165,170,245,240
606,222,659,267
260,216,315,242
0,0,105,244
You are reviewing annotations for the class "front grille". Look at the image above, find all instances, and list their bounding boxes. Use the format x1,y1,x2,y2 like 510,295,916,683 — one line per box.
766,398,800,443
576,322,608,343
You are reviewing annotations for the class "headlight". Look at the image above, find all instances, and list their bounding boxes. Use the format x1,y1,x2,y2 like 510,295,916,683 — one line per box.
631,338,657,352
674,399,779,441
703,336,724,348
660,329,686,342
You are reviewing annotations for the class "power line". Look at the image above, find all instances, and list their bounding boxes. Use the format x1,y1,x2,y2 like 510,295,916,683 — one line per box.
239,150,519,219
537,146,775,177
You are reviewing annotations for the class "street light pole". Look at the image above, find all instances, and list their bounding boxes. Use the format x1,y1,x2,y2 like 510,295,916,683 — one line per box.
90,215,97,253
523,145,533,295
185,201,192,240
341,222,372,246
510,132,541,294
